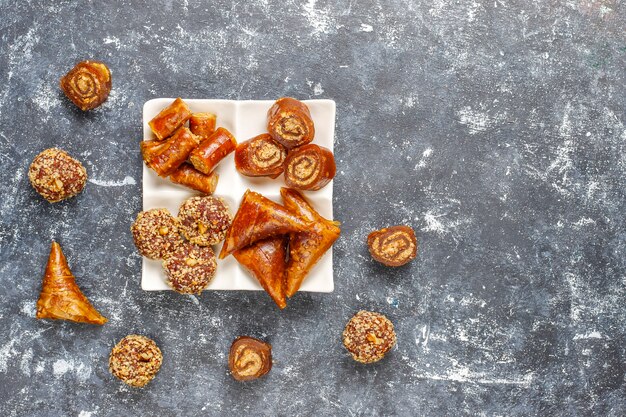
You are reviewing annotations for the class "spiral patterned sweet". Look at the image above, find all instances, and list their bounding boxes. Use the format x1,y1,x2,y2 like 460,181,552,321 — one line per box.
60,60,111,111
267,97,315,149
235,133,286,179
284,144,336,191
367,225,417,267
228,336,272,381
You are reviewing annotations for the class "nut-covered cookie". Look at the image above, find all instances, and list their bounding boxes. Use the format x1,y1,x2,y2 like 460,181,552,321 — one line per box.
342,311,396,364
28,148,87,203
162,242,217,294
109,334,162,388
178,196,232,246
131,208,183,260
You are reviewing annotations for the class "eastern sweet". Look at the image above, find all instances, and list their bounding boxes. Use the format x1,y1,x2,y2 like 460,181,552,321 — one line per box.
131,208,183,260
283,144,336,191
267,97,315,149
169,163,219,194
177,196,232,246
148,97,192,140
280,188,340,297
162,243,217,294
36,241,107,325
367,225,417,266
235,133,286,179
342,311,396,364
60,60,111,110
188,127,237,174
144,126,200,177
189,112,217,139
28,148,87,203
109,335,163,387
233,236,287,309
228,336,272,381
219,190,310,259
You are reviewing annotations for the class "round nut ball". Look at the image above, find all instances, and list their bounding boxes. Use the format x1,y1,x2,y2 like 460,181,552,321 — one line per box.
131,208,183,259
342,311,396,364
178,196,232,246
109,335,162,388
162,242,217,294
28,148,87,202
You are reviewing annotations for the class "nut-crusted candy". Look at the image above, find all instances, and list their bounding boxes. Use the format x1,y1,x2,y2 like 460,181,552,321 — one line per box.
28,148,87,203
131,208,183,260
163,243,217,294
178,196,232,246
342,311,396,364
109,334,162,388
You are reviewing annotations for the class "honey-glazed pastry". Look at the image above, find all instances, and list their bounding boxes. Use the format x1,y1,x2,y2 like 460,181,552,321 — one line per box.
109,335,162,388
280,188,340,297
233,236,287,309
36,241,107,325
267,97,315,149
189,112,217,139
235,133,286,179
188,127,237,174
145,126,200,177
229,336,272,381
219,190,310,259
367,225,417,267
28,148,87,203
131,208,183,259
284,144,336,191
60,60,111,111
148,97,192,140
169,163,219,194
342,311,396,364
140,139,166,163
162,243,217,294
177,196,232,246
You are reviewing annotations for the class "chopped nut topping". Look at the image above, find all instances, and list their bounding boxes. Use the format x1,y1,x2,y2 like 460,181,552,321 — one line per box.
158,226,169,235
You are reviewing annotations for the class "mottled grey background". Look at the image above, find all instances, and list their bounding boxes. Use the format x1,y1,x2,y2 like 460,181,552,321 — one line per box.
1,0,625,416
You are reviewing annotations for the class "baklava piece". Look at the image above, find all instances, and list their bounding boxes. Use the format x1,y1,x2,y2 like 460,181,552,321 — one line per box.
343,311,396,364
109,335,163,388
60,60,111,111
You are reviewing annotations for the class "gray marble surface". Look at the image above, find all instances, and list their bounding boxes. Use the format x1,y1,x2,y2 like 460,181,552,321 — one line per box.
1,0,625,416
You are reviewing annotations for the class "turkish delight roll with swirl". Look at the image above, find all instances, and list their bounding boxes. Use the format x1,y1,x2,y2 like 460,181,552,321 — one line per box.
367,225,417,267
284,144,336,191
235,133,287,179
267,97,315,149
60,60,111,111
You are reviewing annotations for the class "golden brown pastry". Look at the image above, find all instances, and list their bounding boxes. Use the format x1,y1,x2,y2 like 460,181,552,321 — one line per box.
148,97,192,140
189,112,217,139
145,126,200,177
283,144,336,191
36,241,107,325
229,336,272,381
343,311,396,363
235,133,287,179
280,188,340,297
169,163,219,194
28,148,87,203
60,60,111,111
219,190,310,259
109,335,162,387
188,127,237,174
367,225,417,266
267,97,315,149
233,236,287,309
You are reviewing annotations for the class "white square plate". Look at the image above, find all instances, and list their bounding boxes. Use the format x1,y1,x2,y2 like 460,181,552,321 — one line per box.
141,99,336,293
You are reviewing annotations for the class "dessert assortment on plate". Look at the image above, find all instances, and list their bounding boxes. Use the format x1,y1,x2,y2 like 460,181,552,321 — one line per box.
31,64,421,387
